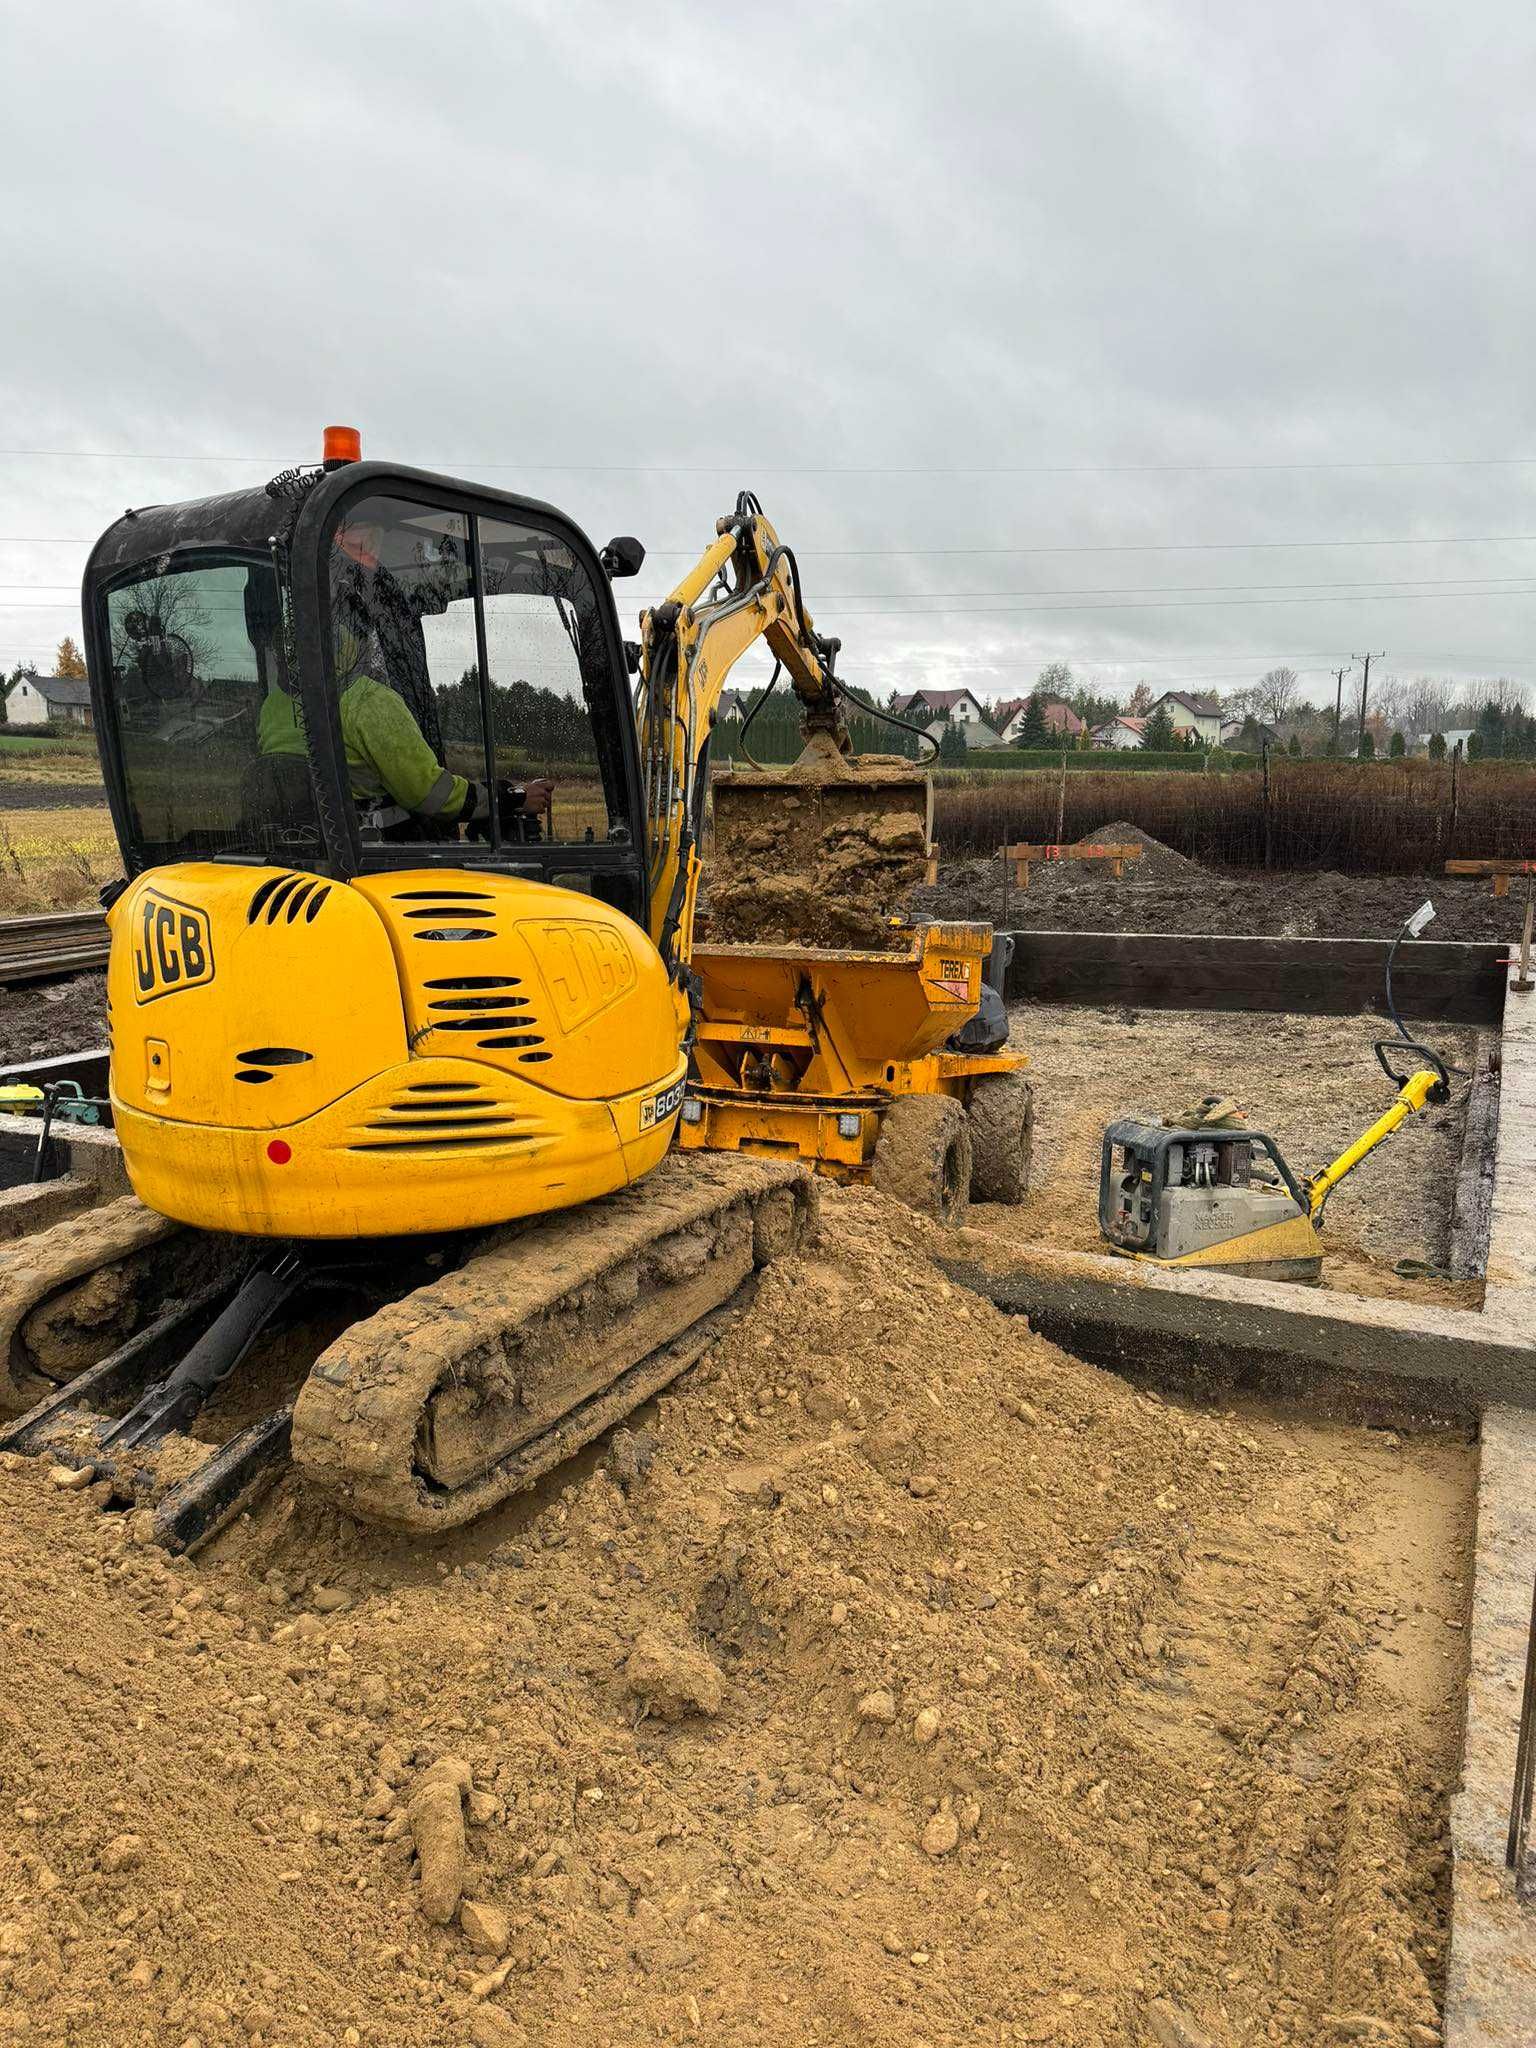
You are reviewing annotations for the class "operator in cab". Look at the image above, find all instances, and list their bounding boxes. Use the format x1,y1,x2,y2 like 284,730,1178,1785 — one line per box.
257,519,553,843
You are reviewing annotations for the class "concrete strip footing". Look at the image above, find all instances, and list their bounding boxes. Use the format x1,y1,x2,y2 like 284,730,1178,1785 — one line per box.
1447,1407,1536,2043
942,1245,1536,1415
0,1111,129,1199
1485,971,1536,1322
0,1175,98,1243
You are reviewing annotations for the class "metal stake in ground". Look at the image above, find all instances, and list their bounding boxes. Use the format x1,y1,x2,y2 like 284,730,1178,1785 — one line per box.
1516,877,1535,995
1506,1568,1536,1895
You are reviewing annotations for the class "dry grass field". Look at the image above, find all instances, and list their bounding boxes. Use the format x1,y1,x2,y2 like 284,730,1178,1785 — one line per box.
0,806,119,912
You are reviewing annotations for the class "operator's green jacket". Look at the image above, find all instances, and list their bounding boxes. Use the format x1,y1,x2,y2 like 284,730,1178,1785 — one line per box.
258,678,471,821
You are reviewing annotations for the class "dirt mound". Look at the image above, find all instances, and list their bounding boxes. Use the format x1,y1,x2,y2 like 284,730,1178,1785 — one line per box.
1075,821,1196,882
0,973,108,1068
0,1188,1459,2046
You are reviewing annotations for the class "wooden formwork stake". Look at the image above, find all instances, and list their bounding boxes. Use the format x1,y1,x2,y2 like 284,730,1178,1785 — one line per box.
1445,858,1536,899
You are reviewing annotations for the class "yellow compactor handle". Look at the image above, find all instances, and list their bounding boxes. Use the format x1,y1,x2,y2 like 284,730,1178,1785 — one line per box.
1304,1067,1441,1220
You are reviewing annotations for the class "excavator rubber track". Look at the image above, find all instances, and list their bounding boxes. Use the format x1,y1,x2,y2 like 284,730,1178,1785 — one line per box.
293,1153,815,1531
0,1155,815,1546
0,1195,224,1414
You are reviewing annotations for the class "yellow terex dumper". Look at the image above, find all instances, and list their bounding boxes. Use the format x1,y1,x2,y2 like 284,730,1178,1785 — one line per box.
0,433,1027,1550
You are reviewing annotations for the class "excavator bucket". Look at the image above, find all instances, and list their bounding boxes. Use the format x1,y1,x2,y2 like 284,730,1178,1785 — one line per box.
707,735,934,952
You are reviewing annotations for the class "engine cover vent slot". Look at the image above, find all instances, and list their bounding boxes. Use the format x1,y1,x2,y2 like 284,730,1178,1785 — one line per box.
428,995,529,1013
480,1034,545,1051
413,929,494,942
429,1016,530,1033
391,889,494,901
238,1048,313,1067
423,976,520,990
346,1133,531,1154
248,873,296,922
363,1114,516,1132
402,906,495,922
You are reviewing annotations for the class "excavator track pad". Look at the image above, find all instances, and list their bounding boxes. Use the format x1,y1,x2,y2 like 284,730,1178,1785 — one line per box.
294,1154,814,1531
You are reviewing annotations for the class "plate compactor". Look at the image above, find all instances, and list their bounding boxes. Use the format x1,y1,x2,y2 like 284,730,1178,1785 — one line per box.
1098,903,1452,1284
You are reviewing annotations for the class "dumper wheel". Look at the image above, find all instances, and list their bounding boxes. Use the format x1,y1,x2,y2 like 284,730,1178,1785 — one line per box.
872,1095,972,1226
968,1073,1034,1205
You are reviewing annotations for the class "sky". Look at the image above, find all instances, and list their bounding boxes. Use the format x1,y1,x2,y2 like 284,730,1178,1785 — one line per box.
2,0,1533,717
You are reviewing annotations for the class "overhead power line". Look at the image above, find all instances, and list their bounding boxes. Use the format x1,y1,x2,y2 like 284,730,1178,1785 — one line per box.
1,448,1534,476
7,588,1536,618
14,573,1536,602
4,531,1536,557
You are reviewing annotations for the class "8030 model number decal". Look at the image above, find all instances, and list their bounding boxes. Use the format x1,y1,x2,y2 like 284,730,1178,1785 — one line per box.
640,1077,687,1131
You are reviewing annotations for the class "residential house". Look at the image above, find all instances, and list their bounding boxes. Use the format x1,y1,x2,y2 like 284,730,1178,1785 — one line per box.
996,697,1085,745
1091,715,1146,751
925,716,1002,751
1415,727,1476,755
6,672,93,729
1218,717,1279,749
1148,691,1223,745
892,686,988,727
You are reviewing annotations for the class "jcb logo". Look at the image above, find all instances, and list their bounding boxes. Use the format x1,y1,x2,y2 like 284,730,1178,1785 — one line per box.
132,889,214,1004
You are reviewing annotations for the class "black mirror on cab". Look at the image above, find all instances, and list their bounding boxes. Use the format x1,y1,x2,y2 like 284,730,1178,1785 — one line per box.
600,536,646,579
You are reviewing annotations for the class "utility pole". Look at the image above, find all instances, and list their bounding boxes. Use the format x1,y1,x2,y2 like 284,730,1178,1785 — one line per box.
1330,663,1352,757
1351,651,1384,759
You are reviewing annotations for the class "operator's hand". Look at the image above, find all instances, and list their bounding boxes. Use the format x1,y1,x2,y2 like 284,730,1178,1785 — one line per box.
518,778,555,813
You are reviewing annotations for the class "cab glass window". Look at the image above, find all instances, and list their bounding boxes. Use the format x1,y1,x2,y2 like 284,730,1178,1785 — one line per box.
477,516,621,847
323,495,491,842
103,558,321,861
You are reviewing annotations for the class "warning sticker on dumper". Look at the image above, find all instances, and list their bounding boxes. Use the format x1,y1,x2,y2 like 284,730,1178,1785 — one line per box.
929,960,972,1001
640,1077,686,1131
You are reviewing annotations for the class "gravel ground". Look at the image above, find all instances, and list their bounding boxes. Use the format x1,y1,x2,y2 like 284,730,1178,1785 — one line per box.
0,973,107,1067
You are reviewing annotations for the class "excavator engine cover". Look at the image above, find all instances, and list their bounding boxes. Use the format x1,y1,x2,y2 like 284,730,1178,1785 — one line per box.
105,864,686,1239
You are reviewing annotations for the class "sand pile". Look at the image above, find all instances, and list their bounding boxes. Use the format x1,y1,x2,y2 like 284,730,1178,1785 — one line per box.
0,1188,1458,2047
706,754,930,950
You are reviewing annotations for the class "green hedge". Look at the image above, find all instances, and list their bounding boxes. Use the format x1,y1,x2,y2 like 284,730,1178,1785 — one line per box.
954,748,1261,773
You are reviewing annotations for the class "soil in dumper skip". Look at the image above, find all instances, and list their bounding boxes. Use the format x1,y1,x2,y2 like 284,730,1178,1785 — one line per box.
0,1186,1469,2048
706,754,930,950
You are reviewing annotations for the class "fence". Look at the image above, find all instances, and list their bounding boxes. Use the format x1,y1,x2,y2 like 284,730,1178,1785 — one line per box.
931,758,1536,874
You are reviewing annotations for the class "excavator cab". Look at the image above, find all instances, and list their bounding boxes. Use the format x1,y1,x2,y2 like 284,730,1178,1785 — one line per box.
80,445,689,1241
85,454,648,910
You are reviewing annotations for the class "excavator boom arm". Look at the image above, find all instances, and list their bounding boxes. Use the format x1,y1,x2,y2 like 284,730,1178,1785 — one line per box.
635,496,846,970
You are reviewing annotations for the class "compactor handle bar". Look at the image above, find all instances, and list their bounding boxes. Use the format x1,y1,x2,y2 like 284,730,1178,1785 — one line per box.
1374,1038,1449,1102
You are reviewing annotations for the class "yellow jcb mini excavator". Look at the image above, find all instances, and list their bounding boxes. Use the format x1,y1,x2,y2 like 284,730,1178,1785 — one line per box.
0,431,1025,1549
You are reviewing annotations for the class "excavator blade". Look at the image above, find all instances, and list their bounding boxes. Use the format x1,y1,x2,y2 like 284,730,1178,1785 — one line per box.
708,735,934,951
